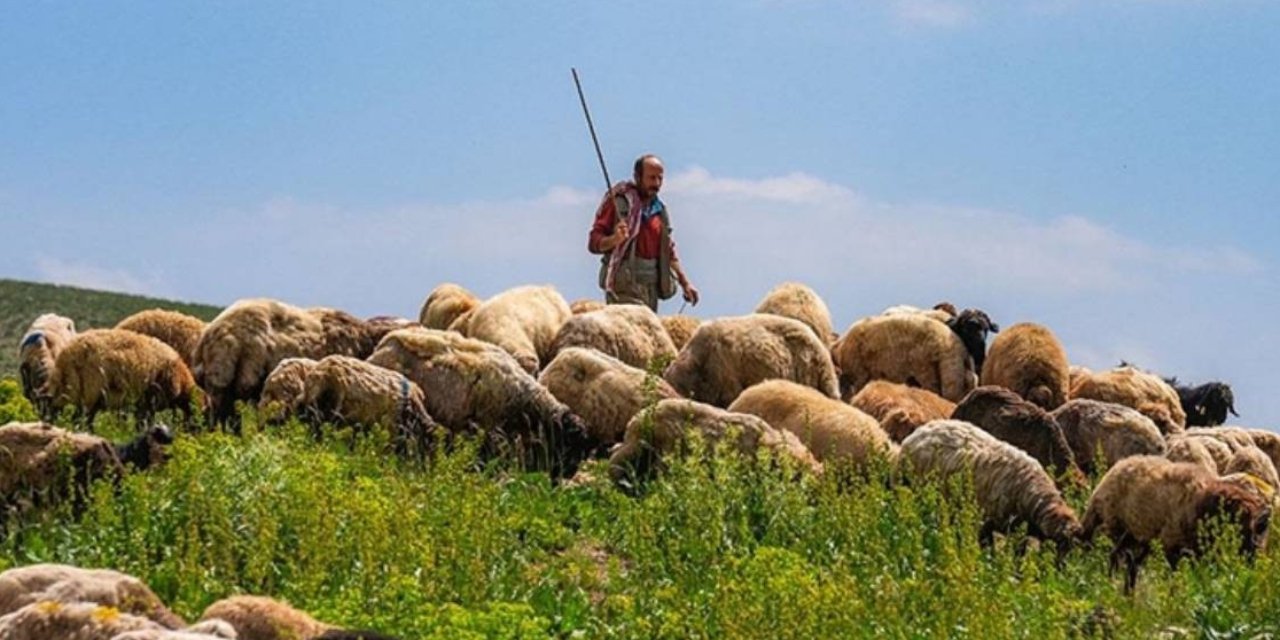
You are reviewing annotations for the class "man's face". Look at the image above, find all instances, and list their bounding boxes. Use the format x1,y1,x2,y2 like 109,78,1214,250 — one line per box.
637,159,664,198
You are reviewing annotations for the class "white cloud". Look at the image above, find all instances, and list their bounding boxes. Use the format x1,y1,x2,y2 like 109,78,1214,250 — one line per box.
33,256,170,298
891,0,976,27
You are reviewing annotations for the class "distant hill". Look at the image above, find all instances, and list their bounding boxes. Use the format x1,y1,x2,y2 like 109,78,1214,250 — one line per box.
0,279,222,378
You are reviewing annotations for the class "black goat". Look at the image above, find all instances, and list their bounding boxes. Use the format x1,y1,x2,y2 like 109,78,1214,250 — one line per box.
1166,378,1238,427
947,309,1000,372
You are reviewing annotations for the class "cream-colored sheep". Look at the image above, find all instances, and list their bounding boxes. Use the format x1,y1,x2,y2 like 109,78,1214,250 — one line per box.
112,620,238,639
367,328,595,476
0,564,183,628
660,315,702,352
1223,446,1280,492
115,310,207,367
754,282,836,344
880,303,957,324
198,596,329,640
608,398,821,486
980,323,1070,410
459,285,572,374
538,347,680,447
1069,366,1186,435
49,330,195,428
1165,434,1233,474
900,420,1081,547
418,283,480,331
0,601,166,639
256,359,318,424
1184,426,1258,458
1051,399,1166,475
300,355,436,452
831,313,975,402
549,305,677,370
17,313,76,417
1082,455,1272,591
727,380,896,467
664,314,839,408
850,381,956,443
569,299,606,315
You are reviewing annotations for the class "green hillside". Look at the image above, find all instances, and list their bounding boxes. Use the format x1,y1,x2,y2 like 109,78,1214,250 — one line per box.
0,278,221,377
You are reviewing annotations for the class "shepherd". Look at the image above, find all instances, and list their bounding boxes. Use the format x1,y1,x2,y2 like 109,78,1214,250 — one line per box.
588,154,699,311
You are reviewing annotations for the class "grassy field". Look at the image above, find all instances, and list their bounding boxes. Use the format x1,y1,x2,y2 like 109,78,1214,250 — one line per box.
2,380,1278,639
0,278,221,378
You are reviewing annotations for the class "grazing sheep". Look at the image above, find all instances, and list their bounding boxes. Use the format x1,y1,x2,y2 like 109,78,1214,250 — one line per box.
1051,399,1165,475
256,359,318,424
881,302,958,324
727,380,896,467
538,348,680,447
753,282,837,344
1069,366,1186,435
300,355,436,453
549,305,678,370
47,330,195,429
900,420,1081,548
192,299,386,425
17,314,77,418
608,398,821,486
951,387,1081,481
418,283,481,331
1223,447,1280,492
198,596,327,640
1164,378,1237,427
831,313,975,402
363,316,417,338
0,564,183,628
980,323,1070,410
1184,426,1256,454
112,620,238,639
660,315,702,351
1165,434,1233,474
0,423,173,524
367,328,595,477
1245,429,1280,475
459,285,572,374
1082,455,1272,591
115,309,207,367
0,601,168,639
664,314,839,408
569,299,606,315
849,381,956,443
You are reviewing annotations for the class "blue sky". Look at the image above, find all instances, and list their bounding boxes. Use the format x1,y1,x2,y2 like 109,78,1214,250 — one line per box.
2,1,1277,424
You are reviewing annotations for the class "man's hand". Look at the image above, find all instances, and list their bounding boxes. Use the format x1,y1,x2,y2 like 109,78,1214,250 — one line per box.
682,281,700,306
609,222,629,247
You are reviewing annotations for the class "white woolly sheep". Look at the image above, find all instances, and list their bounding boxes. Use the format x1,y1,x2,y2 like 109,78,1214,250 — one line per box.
727,379,896,468
198,595,399,640
256,359,318,424
538,347,680,447
850,381,956,443
569,299,606,315
608,398,821,487
1082,455,1271,591
48,330,195,429
17,313,76,418
115,309,207,367
0,601,169,640
1223,446,1280,492
664,314,839,409
418,283,480,331
367,328,595,477
300,355,436,453
549,305,677,370
1165,434,1233,474
754,282,837,344
1051,399,1166,475
660,315,702,352
111,619,238,639
880,302,957,324
457,285,572,374
1069,366,1186,435
832,312,982,403
0,564,183,628
980,322,1070,410
900,420,1081,548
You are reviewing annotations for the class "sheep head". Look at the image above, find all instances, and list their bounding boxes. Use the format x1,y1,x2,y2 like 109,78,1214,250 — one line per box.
1197,481,1272,559
947,309,999,372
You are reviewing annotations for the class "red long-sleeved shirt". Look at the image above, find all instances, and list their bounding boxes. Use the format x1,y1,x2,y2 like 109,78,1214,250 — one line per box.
587,192,677,260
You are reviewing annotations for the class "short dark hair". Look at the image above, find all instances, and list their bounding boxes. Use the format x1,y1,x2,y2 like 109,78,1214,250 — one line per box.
633,154,662,178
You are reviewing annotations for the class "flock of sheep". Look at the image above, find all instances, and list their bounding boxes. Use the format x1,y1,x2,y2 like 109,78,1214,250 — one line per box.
1,280,1271,635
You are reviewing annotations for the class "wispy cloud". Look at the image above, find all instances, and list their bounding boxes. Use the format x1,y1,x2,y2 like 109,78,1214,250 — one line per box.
33,256,171,298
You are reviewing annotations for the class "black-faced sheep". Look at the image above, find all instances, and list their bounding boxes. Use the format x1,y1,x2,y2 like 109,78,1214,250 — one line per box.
115,309,207,368
753,282,837,344
548,305,677,370
664,314,839,409
1163,378,1237,428
1082,455,1271,591
538,347,680,448
418,283,480,331
48,330,195,430
367,328,595,477
832,312,977,403
457,285,572,374
0,423,173,525
0,564,184,628
950,387,1082,484
660,315,702,352
727,380,896,468
900,420,1081,549
1051,399,1165,475
17,313,76,418
1069,366,1186,435
849,381,956,443
980,322,1069,410
608,398,821,487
